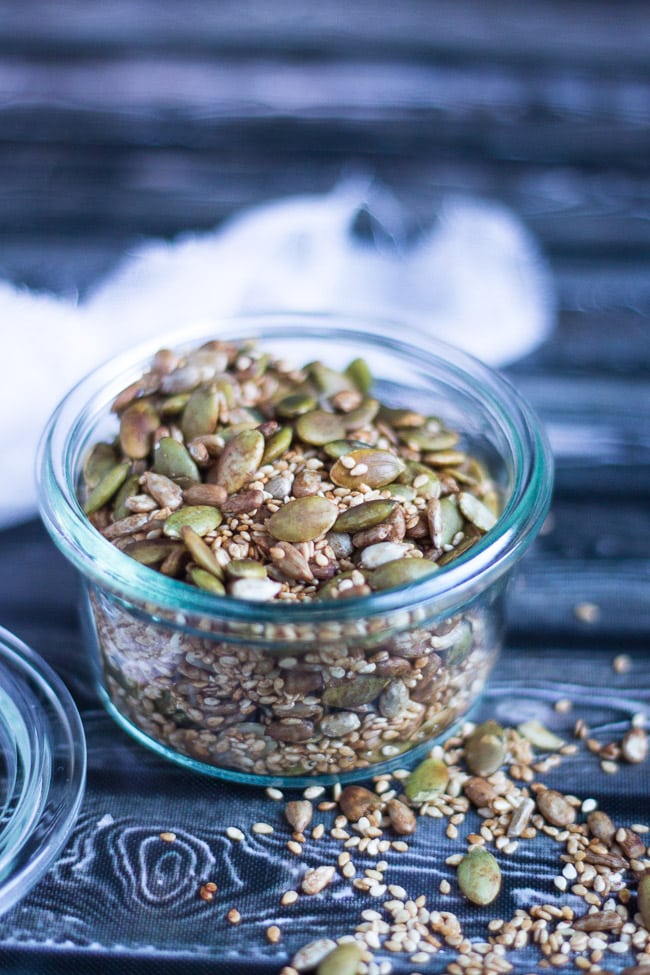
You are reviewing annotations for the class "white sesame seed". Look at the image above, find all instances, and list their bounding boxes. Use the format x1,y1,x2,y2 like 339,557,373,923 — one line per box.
226,826,245,842
265,787,284,801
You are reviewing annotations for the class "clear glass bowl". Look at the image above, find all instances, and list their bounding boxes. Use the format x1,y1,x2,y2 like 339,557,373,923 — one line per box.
0,626,86,915
37,313,553,786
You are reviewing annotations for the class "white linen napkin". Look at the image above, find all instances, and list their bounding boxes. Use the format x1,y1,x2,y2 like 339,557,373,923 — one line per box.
0,179,554,528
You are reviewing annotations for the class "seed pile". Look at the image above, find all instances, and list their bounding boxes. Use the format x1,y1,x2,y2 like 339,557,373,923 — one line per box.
81,338,499,602
84,336,503,777
223,708,650,975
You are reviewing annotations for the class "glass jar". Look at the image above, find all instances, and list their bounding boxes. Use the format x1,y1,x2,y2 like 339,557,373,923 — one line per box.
37,313,553,786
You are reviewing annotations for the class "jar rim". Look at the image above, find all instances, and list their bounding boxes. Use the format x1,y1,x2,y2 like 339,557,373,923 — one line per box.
37,312,554,626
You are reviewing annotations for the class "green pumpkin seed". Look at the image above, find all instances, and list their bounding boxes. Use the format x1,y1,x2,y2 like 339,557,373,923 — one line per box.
122,539,182,566
159,392,191,416
111,472,141,520
295,409,348,446
438,497,463,545
517,719,565,751
118,399,160,459
369,557,438,591
225,558,267,580
83,442,118,491
405,755,449,803
425,450,467,467
400,428,460,452
154,436,200,481
330,449,406,489
268,496,339,542
378,405,427,428
188,566,226,595
163,505,223,539
276,392,318,418
341,397,380,430
322,439,372,459
458,492,498,532
344,357,373,394
181,525,225,579
306,361,354,396
465,720,506,776
83,461,131,514
384,483,417,502
333,498,398,533
322,676,389,708
437,524,481,566
457,848,502,906
181,385,220,440
215,429,265,493
317,941,363,975
260,425,293,465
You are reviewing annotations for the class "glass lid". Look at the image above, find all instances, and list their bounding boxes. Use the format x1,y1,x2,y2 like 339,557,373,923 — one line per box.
0,625,86,916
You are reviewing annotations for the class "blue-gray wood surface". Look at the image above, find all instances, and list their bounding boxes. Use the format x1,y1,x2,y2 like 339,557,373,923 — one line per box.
0,3,649,973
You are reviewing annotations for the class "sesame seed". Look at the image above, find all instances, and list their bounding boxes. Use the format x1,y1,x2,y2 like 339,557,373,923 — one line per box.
226,826,245,842
252,822,274,835
281,890,298,906
159,831,176,843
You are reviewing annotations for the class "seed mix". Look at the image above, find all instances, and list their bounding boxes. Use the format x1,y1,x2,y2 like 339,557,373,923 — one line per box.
82,337,502,777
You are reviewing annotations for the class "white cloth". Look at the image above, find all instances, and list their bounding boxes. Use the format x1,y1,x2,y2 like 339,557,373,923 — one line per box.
1,179,554,528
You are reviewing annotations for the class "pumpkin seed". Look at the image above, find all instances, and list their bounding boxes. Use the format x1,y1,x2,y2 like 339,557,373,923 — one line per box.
333,498,398,533
385,483,417,502
306,361,354,396
465,720,506,776
188,566,226,595
405,755,449,803
457,848,502,906
275,392,317,418
215,429,265,493
163,505,223,539
322,439,373,459
439,497,464,545
330,449,406,489
260,426,293,466
517,719,565,751
458,491,498,532
369,557,438,591
159,392,191,416
295,409,348,446
122,539,181,566
181,526,224,579
322,676,388,708
267,496,339,542
400,427,460,452
154,436,200,481
83,461,131,514
378,405,426,428
317,940,364,975
344,357,373,394
341,396,380,430
181,385,220,440
225,558,267,580
83,442,118,491
119,399,160,459
110,471,141,520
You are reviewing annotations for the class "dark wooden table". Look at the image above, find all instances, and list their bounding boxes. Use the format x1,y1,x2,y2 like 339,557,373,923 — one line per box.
0,4,649,973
